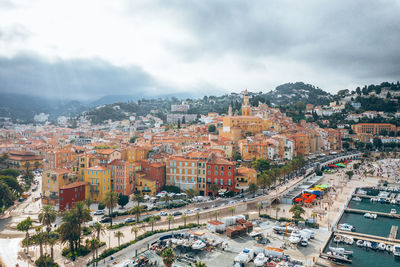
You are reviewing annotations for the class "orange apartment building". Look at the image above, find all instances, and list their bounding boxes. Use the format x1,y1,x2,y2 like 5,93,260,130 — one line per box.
122,146,150,162
165,156,198,191
109,159,139,196
44,148,74,169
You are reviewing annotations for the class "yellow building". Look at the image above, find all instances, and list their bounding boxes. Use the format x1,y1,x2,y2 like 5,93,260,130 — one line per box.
235,167,257,192
7,151,43,170
122,146,150,162
135,176,157,197
84,166,111,202
42,168,72,205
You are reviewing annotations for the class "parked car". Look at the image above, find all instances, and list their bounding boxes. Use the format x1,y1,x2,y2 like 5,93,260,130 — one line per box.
184,209,193,214
94,210,105,215
100,217,112,223
192,208,201,212
124,217,136,223
160,211,168,216
172,211,182,216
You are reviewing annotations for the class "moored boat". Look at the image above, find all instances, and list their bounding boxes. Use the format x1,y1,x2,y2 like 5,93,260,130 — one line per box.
329,247,353,255
356,240,364,247
352,196,362,201
338,223,355,232
378,243,386,251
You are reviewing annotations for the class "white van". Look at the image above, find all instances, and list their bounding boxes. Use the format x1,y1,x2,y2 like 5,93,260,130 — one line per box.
302,229,315,239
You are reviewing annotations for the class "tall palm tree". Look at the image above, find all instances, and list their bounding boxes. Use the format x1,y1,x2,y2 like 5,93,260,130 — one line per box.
311,212,318,223
229,207,235,216
185,188,198,199
256,203,262,216
17,217,33,252
89,238,100,267
148,217,156,232
73,201,92,247
212,211,219,220
104,192,119,227
162,248,176,267
114,231,124,247
38,205,57,239
47,235,57,261
210,184,219,197
129,205,144,223
274,206,280,220
181,214,188,227
35,226,45,257
161,194,172,207
131,224,140,240
59,209,80,255
93,222,106,241
166,215,174,230
195,262,207,267
195,212,200,225
85,198,93,210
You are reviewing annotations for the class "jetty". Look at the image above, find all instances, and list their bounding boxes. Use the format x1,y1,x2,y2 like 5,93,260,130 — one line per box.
345,208,400,219
389,226,398,240
335,230,400,245
319,252,352,264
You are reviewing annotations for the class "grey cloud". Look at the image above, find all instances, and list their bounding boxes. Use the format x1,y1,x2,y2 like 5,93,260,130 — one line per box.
159,0,400,80
0,25,30,42
0,54,159,100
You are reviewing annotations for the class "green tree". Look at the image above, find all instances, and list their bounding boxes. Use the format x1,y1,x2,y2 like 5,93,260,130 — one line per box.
380,129,388,136
207,124,216,133
148,216,156,232
177,119,181,129
89,238,101,265
342,142,350,150
129,136,139,143
195,262,207,267
248,183,259,197
252,158,270,172
229,207,235,216
289,204,305,220
59,209,80,256
114,231,124,247
93,222,106,241
17,217,33,251
231,151,242,161
161,194,172,207
185,188,198,199
34,226,45,257
0,180,16,208
212,210,219,220
38,205,57,252
118,194,129,208
73,201,92,247
162,247,176,267
373,138,383,149
104,192,119,226
274,206,280,220
256,203,263,216
346,171,354,180
47,234,57,261
166,215,174,230
131,224,140,240
181,214,188,227
195,212,200,225
210,184,219,197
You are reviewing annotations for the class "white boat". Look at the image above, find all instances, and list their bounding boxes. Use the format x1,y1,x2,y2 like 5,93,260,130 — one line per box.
329,247,353,255
393,245,400,256
378,243,386,251
364,213,372,218
343,236,354,245
352,196,362,201
191,240,206,250
356,240,364,247
253,253,267,266
338,223,355,232
326,251,349,260
234,248,254,263
386,244,392,252
391,209,397,214
357,189,367,195
365,241,372,248
334,235,343,243
249,231,262,237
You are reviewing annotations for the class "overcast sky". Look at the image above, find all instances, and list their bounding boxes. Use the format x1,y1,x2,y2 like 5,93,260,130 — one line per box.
0,0,399,100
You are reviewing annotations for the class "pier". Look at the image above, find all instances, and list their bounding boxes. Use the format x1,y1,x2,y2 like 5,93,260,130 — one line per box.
335,230,400,245
345,208,400,219
389,226,398,240
320,252,352,264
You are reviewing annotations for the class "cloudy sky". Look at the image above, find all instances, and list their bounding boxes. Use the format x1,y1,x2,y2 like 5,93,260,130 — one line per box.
0,0,399,100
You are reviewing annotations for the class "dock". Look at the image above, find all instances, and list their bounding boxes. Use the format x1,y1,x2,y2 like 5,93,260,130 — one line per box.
320,252,352,264
335,230,400,245
389,226,398,240
345,208,400,219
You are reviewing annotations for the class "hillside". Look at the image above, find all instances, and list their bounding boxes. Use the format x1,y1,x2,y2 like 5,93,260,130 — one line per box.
263,82,333,106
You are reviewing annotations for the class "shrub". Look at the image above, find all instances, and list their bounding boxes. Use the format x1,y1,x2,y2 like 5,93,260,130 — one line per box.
35,255,59,267
98,203,105,210
260,214,272,220
82,226,93,236
278,217,292,222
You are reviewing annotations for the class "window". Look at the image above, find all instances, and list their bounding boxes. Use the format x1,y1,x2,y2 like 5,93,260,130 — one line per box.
220,179,224,185
221,166,224,171
215,166,218,171
208,165,211,169
228,180,232,185
215,178,218,184
220,172,223,176
215,171,218,175
228,172,231,176
228,166,232,170
185,162,187,166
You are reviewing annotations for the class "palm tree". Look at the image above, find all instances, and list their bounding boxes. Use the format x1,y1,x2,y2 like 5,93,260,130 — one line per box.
59,209,80,256
85,198,93,210
89,238,100,266
38,205,57,239
35,226,45,257
274,206,280,220
161,194,172,207
73,201,92,247
93,222,106,240
229,207,235,216
289,204,305,221
195,212,200,225
212,211,219,220
256,203,262,216
166,215,174,230
148,217,156,232
195,262,207,267
311,212,318,223
104,192,119,227
185,188,198,199
47,235,57,261
114,231,124,247
210,184,219,197
129,205,144,223
131,224,140,240
162,247,176,267
17,217,33,252
181,214,188,227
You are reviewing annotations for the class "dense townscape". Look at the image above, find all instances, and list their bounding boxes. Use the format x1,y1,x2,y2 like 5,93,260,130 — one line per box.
1,84,400,267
